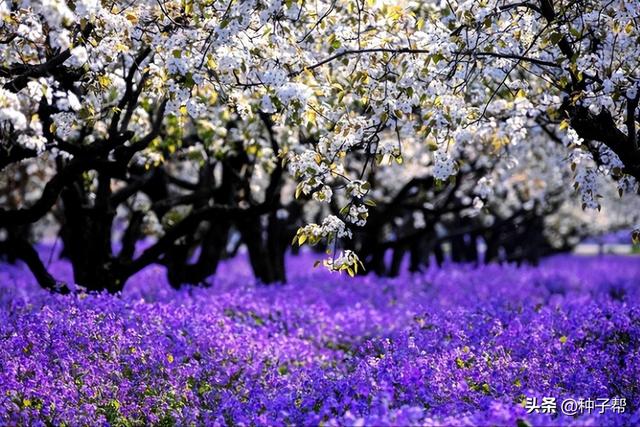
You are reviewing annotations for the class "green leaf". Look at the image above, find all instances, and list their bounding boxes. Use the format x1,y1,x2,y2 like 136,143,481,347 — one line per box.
549,32,563,44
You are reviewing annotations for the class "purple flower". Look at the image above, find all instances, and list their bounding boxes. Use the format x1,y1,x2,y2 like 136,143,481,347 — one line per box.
0,250,639,425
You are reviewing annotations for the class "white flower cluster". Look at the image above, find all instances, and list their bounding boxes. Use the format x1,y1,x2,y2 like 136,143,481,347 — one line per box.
186,99,206,119
0,89,27,131
320,215,352,239
475,177,494,199
617,175,637,195
346,180,369,199
322,249,360,272
565,128,584,147
287,150,330,196
167,56,190,76
346,204,368,227
17,134,46,153
575,167,600,210
0,108,27,131
432,151,457,181
276,83,312,106
312,185,333,202
40,0,74,28
504,110,529,146
374,138,398,156
51,112,77,139
64,46,89,68
54,91,81,112
74,0,101,19
166,81,191,116
297,215,352,245
598,144,625,172
258,67,288,86
165,79,207,119
320,116,371,158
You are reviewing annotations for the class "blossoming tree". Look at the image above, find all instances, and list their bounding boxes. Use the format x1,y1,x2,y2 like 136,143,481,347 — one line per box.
1,0,638,291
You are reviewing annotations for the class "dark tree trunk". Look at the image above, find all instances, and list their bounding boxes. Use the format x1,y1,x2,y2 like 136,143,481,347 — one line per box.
2,224,30,263
388,246,405,277
238,214,287,284
365,247,387,276
266,211,288,283
484,232,500,264
60,181,119,292
433,242,445,266
450,233,465,263
409,239,426,272
165,219,229,288
465,233,479,265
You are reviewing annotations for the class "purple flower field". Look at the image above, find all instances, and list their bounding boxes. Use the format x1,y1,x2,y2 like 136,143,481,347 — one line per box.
1,252,639,426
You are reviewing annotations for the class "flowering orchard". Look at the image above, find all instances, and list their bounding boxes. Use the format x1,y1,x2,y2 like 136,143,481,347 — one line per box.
1,0,639,291
1,2,640,425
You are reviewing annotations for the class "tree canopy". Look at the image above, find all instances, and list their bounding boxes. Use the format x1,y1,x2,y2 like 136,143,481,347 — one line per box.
1,0,639,291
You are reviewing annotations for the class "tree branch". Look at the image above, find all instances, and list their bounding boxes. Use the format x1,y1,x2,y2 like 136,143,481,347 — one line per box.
0,239,69,293
288,47,559,77
2,24,94,93
121,202,272,277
